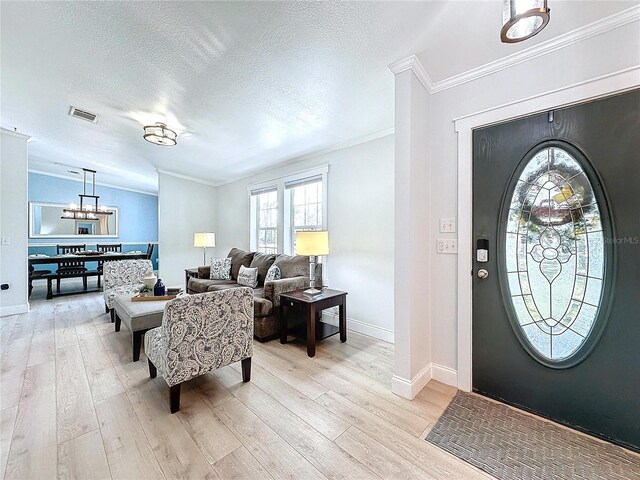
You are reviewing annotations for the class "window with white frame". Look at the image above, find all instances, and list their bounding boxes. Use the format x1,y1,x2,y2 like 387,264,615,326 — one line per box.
285,175,323,254
248,166,328,255
251,188,278,254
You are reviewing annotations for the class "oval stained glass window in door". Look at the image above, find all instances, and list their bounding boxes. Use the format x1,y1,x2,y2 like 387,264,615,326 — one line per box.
505,147,605,362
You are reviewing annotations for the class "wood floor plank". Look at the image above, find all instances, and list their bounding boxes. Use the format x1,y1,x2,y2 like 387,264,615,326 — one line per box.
261,340,444,422
258,342,430,436
177,388,242,464
0,337,31,410
78,332,125,402
0,406,18,479
4,361,57,480
8,313,35,341
214,397,327,480
54,303,80,350
27,333,55,366
230,361,350,441
57,429,111,480
224,380,379,479
335,427,434,480
252,348,329,399
0,315,17,352
125,372,219,479
95,392,164,480
317,391,490,479
213,446,274,480
56,343,99,443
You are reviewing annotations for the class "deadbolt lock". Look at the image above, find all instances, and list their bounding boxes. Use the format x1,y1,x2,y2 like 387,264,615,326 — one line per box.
477,269,489,279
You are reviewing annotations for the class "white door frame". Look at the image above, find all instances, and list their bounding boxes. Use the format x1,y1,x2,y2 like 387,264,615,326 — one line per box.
454,67,640,392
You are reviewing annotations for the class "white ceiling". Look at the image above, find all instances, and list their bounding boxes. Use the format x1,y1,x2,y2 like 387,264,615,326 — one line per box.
1,1,635,193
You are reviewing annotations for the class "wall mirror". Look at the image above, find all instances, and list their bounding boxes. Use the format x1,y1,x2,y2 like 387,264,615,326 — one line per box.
29,202,119,238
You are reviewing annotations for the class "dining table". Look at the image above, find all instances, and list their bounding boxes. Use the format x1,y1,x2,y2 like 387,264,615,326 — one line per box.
29,251,149,299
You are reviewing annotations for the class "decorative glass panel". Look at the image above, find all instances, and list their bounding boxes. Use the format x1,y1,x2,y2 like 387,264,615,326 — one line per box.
505,147,605,362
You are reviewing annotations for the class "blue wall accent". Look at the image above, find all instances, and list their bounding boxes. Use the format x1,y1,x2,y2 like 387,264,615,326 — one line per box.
28,172,159,270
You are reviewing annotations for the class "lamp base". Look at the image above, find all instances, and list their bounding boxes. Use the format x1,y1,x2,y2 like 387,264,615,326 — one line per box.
303,288,323,295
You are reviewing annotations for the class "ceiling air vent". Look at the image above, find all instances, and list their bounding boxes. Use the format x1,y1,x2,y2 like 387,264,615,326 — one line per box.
68,106,98,123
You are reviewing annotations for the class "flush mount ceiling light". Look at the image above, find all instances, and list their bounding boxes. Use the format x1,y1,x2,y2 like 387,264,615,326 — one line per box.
501,0,550,43
143,122,177,146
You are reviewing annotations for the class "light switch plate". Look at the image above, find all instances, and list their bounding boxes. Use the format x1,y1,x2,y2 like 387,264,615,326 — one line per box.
437,239,458,254
439,218,456,233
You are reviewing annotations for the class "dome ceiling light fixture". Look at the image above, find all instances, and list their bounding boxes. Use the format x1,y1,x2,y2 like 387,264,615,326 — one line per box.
501,0,550,44
143,122,177,146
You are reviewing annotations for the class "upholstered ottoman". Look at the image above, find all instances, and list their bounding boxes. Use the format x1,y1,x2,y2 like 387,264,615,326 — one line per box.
112,295,168,361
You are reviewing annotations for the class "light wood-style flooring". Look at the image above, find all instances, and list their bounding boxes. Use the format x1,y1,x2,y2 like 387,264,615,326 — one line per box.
1,286,492,479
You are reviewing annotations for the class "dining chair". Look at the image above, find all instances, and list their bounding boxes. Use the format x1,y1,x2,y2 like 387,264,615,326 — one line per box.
146,243,155,260
96,243,122,288
56,244,88,293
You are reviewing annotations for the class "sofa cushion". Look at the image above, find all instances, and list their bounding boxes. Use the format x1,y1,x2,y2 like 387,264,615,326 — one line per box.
253,288,273,317
227,248,255,280
188,277,235,293
273,254,310,279
249,252,277,286
205,284,272,317
237,265,259,288
210,258,232,280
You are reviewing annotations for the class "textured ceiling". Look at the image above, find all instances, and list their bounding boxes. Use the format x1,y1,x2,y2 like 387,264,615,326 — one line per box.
1,1,635,192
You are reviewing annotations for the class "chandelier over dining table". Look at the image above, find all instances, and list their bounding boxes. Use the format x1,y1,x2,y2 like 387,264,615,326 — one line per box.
62,168,113,220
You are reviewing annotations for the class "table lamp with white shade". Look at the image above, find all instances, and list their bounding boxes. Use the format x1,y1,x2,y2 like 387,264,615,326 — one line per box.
295,230,329,295
194,232,216,265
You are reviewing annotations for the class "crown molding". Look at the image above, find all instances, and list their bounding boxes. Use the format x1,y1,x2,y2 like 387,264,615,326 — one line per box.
156,168,217,188
387,55,434,93
28,169,158,196
214,127,394,187
0,127,31,141
390,6,640,95
433,5,640,93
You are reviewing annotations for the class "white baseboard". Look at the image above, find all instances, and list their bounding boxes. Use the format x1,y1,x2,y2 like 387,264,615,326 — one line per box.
321,312,394,343
390,362,459,399
391,363,432,399
430,363,458,387
0,303,29,317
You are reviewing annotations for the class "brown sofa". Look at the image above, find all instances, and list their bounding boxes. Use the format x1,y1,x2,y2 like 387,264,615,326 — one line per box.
187,248,322,341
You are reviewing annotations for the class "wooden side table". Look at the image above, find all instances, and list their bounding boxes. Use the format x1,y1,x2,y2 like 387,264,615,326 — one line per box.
185,268,198,291
279,288,347,357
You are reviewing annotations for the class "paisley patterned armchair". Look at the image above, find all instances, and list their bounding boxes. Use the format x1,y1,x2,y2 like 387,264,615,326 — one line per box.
144,288,254,413
103,259,153,321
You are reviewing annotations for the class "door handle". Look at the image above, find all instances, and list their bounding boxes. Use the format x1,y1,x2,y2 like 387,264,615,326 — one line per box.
477,269,489,279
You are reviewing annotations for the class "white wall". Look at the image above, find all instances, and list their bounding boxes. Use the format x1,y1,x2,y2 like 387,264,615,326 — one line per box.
392,69,432,398
424,22,640,378
216,135,395,341
158,172,217,287
0,129,30,316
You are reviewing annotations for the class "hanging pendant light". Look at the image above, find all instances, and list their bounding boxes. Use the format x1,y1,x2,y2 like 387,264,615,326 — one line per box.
62,168,113,219
501,0,550,43
143,122,177,146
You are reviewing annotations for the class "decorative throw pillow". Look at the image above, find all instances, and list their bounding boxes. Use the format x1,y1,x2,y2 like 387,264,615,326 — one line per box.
264,264,281,283
237,265,258,288
210,258,232,280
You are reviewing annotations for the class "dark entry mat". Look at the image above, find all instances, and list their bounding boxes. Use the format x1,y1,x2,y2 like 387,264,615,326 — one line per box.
426,392,640,480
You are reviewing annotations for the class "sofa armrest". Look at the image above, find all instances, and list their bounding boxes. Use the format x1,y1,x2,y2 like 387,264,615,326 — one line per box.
197,266,210,279
263,276,310,308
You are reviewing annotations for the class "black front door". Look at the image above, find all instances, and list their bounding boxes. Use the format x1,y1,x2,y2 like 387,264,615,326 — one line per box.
472,89,640,450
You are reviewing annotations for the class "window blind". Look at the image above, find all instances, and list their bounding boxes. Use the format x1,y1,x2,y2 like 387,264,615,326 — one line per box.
284,174,322,190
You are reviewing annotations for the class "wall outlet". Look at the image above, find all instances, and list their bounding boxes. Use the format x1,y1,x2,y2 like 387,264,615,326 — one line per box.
439,218,456,233
437,239,458,254
1,237,10,245
1,284,9,291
